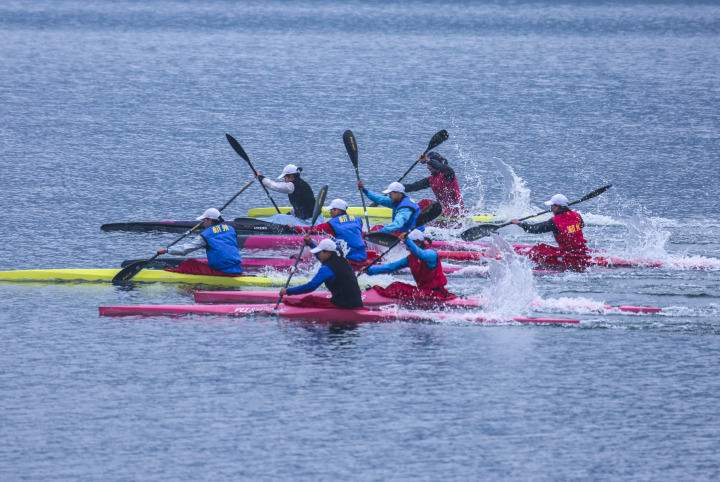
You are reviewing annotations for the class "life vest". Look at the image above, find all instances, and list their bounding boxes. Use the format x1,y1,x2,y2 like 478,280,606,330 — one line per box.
201,223,243,273
429,171,466,217
551,210,587,253
322,254,364,308
328,214,367,262
288,177,316,220
392,196,423,232
407,247,448,291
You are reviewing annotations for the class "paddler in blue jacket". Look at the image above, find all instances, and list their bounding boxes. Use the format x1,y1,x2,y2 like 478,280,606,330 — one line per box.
288,198,368,264
280,236,364,309
254,164,316,226
357,181,423,234
157,208,243,275
362,229,455,300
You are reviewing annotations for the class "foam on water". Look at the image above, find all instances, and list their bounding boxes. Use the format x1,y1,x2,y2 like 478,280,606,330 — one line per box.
480,234,537,316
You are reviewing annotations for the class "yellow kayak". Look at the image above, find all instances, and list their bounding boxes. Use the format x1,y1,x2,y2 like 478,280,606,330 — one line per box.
0,269,280,287
247,206,500,223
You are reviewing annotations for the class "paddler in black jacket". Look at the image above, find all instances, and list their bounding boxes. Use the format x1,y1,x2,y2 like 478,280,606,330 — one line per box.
254,164,316,226
279,235,364,309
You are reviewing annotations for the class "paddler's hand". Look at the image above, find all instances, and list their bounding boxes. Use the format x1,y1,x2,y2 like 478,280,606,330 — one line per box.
357,180,364,191
303,234,313,246
400,232,409,242
418,153,429,164
157,247,167,255
510,219,520,224
280,288,287,296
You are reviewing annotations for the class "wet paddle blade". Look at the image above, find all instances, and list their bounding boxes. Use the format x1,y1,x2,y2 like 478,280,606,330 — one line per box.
225,133,251,163
460,224,503,242
343,130,359,168
312,185,329,225
112,260,152,285
575,184,612,204
424,129,449,154
416,201,443,227
364,232,399,248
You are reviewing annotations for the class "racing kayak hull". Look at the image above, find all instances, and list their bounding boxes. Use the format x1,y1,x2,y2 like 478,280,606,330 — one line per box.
247,206,501,224
0,269,276,287
194,290,662,314
98,303,579,324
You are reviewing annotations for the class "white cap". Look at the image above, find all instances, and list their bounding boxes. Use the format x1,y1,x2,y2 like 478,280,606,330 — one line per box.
544,194,569,207
328,198,348,211
408,229,425,242
310,238,338,254
382,181,405,194
278,164,300,179
196,208,221,220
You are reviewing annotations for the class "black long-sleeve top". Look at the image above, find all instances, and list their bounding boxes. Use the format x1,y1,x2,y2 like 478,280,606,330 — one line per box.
404,159,456,193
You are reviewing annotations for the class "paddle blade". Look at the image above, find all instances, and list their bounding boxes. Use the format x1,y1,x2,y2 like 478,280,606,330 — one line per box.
343,130,359,168
576,184,612,204
225,133,250,163
112,260,150,285
365,232,399,248
424,129,449,154
415,201,443,228
312,185,329,225
460,224,503,242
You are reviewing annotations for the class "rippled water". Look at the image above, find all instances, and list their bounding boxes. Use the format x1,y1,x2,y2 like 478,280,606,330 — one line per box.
1,1,719,479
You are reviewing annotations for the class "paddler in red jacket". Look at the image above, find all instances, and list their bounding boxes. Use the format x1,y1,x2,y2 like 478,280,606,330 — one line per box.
510,194,588,258
362,229,456,301
287,198,368,264
404,151,467,218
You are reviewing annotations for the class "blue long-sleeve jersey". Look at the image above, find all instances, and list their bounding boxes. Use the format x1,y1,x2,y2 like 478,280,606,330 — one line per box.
367,239,438,275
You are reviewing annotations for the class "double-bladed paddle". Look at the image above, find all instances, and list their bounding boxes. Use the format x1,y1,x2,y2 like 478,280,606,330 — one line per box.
396,129,450,183
275,184,329,309
342,130,371,233
226,133,281,214
359,201,443,276
111,180,254,285
459,184,613,242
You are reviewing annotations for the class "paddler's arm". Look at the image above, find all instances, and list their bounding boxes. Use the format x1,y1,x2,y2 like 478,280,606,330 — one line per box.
290,222,334,235
427,158,456,182
378,206,412,233
256,172,295,194
358,181,393,208
285,265,335,296
511,218,558,235
159,236,206,256
404,177,431,193
366,257,409,275
405,238,439,269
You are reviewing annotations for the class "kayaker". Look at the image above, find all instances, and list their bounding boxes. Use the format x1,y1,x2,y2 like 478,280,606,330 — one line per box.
280,236,364,309
357,181,423,234
288,198,369,264
404,151,466,218
254,164,316,226
510,193,588,257
157,208,243,276
362,229,456,300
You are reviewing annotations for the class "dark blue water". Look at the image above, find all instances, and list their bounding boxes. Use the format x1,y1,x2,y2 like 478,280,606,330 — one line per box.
1,1,719,479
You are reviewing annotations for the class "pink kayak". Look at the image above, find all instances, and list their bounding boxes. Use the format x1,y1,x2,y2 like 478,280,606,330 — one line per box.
193,290,662,314
98,303,579,324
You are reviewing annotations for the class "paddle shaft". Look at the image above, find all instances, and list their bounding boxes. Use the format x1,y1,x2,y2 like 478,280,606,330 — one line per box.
396,129,449,183
111,181,254,284
226,133,281,214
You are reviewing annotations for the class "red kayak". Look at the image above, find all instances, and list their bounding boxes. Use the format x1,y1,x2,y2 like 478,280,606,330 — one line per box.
193,290,662,314
98,303,579,324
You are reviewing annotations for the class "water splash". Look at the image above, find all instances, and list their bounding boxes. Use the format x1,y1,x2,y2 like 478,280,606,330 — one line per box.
624,214,671,259
481,234,538,316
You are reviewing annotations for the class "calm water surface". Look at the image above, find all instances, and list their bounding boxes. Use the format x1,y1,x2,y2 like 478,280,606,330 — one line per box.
1,1,719,479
